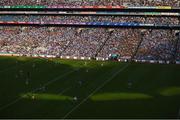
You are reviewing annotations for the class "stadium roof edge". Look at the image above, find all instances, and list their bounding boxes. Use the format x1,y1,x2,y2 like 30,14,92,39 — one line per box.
0,11,180,17
0,22,179,30
0,6,180,12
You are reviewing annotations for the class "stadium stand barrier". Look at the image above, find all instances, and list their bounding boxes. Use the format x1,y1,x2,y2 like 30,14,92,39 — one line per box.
0,53,179,64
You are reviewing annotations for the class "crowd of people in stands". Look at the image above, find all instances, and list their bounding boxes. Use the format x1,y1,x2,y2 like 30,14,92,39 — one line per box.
0,0,179,7
0,26,179,62
0,15,179,25
135,30,177,61
177,33,180,61
0,0,179,63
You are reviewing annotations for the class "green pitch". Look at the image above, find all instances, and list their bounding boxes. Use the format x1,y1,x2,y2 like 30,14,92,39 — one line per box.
0,56,180,119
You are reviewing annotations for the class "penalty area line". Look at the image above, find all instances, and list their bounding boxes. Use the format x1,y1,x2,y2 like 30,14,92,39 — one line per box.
0,60,33,73
0,68,77,112
58,87,72,95
178,108,180,120
62,63,129,119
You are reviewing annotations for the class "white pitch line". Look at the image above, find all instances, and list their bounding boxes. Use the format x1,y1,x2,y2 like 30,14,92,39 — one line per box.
43,69,78,87
0,68,78,112
58,87,72,95
0,57,41,73
178,108,180,120
0,60,30,73
62,63,129,119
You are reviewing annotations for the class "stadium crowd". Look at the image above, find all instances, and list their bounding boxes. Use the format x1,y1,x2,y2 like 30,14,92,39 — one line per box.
98,29,140,59
0,26,179,62
0,15,179,25
177,33,180,61
0,0,179,63
0,0,179,7
135,30,177,61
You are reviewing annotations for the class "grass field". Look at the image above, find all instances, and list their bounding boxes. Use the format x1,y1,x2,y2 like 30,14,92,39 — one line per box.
0,56,180,119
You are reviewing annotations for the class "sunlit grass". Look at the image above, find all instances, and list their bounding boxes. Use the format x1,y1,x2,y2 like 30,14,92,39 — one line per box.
159,87,180,96
91,92,153,101
20,93,73,101
16,57,30,61
0,56,179,118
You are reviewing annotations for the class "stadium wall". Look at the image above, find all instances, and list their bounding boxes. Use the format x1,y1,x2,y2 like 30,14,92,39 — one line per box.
0,53,179,65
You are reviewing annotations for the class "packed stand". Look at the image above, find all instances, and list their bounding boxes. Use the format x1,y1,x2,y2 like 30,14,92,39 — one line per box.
0,27,75,56
61,28,108,57
0,26,178,62
0,15,179,25
177,32,180,61
98,29,141,60
135,30,176,61
0,0,179,7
